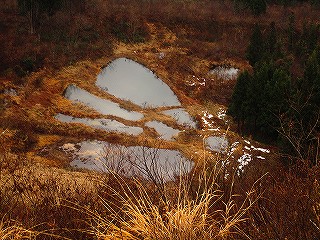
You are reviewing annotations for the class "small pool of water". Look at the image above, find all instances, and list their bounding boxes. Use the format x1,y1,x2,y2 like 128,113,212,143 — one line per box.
205,136,228,153
208,66,239,80
96,58,181,108
55,113,143,136
162,108,197,128
64,85,143,121
145,121,180,140
62,140,193,181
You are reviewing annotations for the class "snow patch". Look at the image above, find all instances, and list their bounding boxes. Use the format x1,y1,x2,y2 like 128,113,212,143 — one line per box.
217,108,226,120
251,146,270,153
237,153,252,172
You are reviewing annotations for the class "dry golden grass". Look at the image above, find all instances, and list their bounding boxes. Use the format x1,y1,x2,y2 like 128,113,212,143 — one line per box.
85,153,261,240
0,219,36,240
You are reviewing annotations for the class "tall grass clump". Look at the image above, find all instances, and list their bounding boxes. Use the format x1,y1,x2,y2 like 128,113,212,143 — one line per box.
85,146,261,240
0,219,37,240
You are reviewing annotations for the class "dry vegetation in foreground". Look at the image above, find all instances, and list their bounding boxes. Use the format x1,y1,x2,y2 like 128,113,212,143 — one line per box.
0,220,37,240
1,124,319,239
1,0,320,239
87,168,261,239
0,129,263,239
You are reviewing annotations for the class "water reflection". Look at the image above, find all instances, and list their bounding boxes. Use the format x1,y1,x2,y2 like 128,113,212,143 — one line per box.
55,113,143,136
64,85,143,121
97,58,181,108
205,136,228,153
162,108,196,128
62,140,193,182
145,121,180,140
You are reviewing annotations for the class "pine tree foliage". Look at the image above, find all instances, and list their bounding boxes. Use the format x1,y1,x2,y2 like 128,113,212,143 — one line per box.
228,70,252,133
228,21,319,164
246,24,264,67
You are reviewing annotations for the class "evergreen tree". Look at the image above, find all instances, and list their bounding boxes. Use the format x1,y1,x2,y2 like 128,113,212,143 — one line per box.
228,70,252,134
274,48,319,163
246,24,264,67
228,2,319,163
266,22,283,60
302,47,320,120
249,61,273,134
229,59,291,141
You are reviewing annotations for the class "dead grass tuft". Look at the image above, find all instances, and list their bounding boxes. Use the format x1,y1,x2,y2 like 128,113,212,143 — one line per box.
87,153,261,240
0,219,37,240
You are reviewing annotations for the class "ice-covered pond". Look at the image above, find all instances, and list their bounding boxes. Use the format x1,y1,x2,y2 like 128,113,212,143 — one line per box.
62,140,193,181
97,58,181,108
